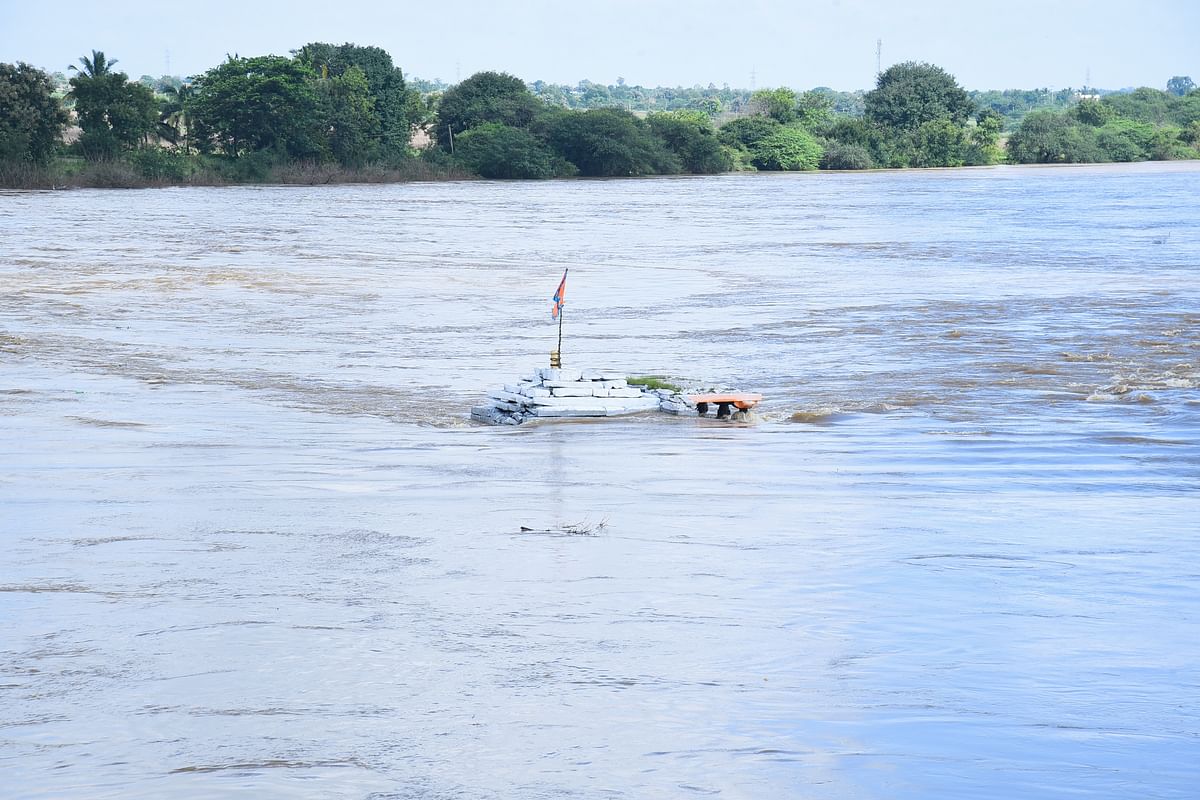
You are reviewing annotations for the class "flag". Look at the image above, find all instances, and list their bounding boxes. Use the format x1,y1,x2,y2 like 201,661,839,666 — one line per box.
550,269,567,320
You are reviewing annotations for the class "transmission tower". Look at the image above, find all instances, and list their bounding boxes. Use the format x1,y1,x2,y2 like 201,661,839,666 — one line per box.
876,39,882,76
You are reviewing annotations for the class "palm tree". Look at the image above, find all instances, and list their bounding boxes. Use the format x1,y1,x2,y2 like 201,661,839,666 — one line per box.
158,83,195,153
69,50,117,80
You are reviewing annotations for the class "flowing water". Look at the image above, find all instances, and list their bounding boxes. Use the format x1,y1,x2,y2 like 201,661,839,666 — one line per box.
1,162,1198,799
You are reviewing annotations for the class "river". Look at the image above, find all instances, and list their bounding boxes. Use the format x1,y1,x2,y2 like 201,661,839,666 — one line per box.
2,162,1198,799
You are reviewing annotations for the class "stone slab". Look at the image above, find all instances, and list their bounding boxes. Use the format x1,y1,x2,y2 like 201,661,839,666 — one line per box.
488,390,529,405
551,385,596,397
538,368,582,382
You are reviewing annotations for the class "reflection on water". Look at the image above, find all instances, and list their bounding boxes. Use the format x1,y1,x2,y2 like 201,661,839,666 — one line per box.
2,162,1199,799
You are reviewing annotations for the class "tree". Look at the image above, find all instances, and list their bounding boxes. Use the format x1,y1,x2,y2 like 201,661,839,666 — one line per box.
1006,111,1101,163
1101,87,1172,124
0,62,68,163
1096,118,1155,161
965,108,1003,165
435,71,541,148
544,108,680,176
646,111,731,174
189,55,322,158
794,90,834,131
1167,76,1195,97
68,51,157,159
1073,98,1114,126
718,115,782,150
295,42,419,155
454,123,567,178
317,66,380,166
70,49,117,80
751,127,822,170
910,119,967,167
865,61,974,130
158,82,196,153
819,142,873,170
750,88,798,124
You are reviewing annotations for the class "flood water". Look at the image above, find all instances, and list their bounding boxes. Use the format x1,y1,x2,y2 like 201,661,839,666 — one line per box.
2,162,1198,799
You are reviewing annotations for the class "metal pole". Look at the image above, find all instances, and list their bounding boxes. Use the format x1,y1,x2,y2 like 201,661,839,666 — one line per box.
557,306,564,365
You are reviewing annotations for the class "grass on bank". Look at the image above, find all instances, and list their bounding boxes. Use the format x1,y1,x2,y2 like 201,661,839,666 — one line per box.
627,376,684,393
0,151,472,190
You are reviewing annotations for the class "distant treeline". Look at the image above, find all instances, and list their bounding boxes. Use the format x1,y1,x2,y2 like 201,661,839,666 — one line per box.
1,45,1197,188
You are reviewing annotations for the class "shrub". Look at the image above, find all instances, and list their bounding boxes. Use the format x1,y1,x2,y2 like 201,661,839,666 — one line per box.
128,147,194,181
819,141,873,169
1096,118,1155,161
646,112,731,174
1007,111,1102,163
454,122,567,179
544,108,680,177
751,127,823,171
717,115,782,150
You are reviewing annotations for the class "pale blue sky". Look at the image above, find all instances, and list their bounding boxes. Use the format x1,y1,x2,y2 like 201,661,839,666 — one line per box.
1,0,1196,90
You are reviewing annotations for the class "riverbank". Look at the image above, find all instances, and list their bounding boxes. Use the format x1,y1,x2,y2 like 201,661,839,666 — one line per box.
9,149,1200,189
0,156,472,190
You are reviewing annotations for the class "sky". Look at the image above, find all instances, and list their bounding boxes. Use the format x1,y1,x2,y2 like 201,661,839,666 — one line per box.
1,0,1196,91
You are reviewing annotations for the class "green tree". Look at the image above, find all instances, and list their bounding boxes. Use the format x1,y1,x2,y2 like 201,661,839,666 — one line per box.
794,90,834,131
1006,111,1101,163
68,50,158,159
751,127,822,170
1096,118,1155,161
865,62,974,130
189,55,322,158
910,119,966,167
819,141,873,169
1073,98,1114,126
435,71,541,148
965,108,1003,165
295,42,418,155
717,115,782,150
1167,76,1195,97
544,108,680,176
646,111,731,174
1101,87,1172,124
158,82,196,153
0,62,68,163
317,65,380,166
750,87,798,124
454,122,567,178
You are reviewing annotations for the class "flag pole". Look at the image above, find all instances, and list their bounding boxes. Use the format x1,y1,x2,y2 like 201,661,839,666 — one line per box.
549,268,566,369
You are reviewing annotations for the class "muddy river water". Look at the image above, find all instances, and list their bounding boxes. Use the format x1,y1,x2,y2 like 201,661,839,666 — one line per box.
2,162,1198,798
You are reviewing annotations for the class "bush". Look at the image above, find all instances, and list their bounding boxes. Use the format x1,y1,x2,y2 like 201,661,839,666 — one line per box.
454,122,568,179
819,141,873,169
128,147,194,181
544,108,680,177
646,112,731,174
910,119,967,167
1096,118,1155,161
717,115,782,150
1007,111,1102,163
222,149,278,182
751,127,823,171
75,159,143,188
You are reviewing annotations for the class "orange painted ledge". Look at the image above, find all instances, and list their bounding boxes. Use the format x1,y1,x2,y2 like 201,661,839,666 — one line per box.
687,393,763,410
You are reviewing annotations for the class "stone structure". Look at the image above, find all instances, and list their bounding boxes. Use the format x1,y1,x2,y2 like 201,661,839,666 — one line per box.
471,368,696,426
